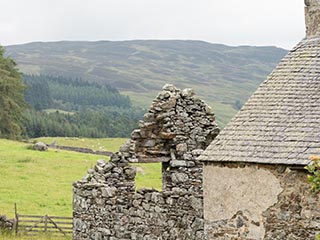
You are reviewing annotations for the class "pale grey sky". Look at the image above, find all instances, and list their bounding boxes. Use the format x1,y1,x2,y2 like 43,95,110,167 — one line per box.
1,0,305,49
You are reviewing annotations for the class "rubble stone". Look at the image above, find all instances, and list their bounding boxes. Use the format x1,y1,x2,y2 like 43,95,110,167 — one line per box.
0,215,14,233
33,142,48,151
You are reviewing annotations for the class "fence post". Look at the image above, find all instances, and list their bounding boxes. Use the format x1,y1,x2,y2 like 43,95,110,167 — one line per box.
44,215,48,233
14,203,18,236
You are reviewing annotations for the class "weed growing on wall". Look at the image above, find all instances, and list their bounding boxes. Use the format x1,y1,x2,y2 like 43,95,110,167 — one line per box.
305,155,320,193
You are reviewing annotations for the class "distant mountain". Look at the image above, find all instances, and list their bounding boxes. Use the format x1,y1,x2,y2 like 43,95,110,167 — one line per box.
5,40,288,126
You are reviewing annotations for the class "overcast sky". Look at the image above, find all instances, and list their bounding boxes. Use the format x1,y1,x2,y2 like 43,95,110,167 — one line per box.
1,0,305,49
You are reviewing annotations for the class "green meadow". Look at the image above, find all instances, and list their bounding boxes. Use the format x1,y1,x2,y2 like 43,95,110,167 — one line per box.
32,137,127,152
0,138,161,219
0,234,71,240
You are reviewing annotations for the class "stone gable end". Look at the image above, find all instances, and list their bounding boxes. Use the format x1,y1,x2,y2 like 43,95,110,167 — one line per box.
73,84,220,240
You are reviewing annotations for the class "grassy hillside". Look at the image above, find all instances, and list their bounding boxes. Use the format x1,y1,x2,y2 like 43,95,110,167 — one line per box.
0,138,161,218
5,40,287,126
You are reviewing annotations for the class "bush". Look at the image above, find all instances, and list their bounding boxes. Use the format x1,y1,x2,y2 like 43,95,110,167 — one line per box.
305,155,320,193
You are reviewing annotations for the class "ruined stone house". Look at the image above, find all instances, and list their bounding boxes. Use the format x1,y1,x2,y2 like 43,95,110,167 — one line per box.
199,1,320,239
73,1,320,239
73,85,220,239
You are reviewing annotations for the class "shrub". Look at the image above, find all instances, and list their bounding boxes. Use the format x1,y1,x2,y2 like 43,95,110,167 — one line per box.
305,155,320,193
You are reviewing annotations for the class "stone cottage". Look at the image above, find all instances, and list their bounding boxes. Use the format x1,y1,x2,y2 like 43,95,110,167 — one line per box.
73,84,220,239
199,1,320,239
74,1,320,239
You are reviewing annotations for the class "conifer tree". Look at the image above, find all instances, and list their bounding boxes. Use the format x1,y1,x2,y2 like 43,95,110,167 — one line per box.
0,46,26,139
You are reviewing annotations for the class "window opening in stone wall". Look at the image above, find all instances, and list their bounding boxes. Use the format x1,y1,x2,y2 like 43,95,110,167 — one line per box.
132,162,162,190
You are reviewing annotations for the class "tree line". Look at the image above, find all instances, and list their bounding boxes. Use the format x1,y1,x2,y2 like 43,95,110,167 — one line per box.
0,47,144,139
23,74,131,111
22,74,143,138
22,107,143,138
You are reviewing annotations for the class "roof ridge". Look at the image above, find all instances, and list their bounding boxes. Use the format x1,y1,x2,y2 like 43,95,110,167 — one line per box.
199,38,320,165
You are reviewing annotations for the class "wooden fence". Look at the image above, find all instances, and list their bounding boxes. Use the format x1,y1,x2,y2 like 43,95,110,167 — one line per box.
14,204,73,238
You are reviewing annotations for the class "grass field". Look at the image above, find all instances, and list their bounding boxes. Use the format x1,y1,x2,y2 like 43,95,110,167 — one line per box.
32,137,127,152
0,138,161,219
0,233,71,240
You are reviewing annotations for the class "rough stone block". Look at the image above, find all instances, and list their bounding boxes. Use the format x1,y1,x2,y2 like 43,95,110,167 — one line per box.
176,143,188,154
171,172,189,183
33,142,48,151
162,83,177,92
141,139,156,147
170,160,188,168
101,187,117,197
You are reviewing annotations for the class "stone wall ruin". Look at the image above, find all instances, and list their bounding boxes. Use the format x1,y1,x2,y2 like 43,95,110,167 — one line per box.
0,215,15,233
73,84,220,239
203,163,320,240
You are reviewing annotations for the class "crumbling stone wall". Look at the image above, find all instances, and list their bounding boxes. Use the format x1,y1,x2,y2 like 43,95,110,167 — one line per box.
263,167,320,240
73,84,219,240
203,163,320,240
0,215,15,233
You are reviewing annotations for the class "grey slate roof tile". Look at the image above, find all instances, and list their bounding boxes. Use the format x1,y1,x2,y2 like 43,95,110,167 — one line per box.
199,38,320,165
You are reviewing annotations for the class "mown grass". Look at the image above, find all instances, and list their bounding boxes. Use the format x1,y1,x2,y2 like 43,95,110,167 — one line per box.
0,138,161,220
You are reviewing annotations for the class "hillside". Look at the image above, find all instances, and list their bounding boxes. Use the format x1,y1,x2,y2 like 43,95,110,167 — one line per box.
5,40,288,126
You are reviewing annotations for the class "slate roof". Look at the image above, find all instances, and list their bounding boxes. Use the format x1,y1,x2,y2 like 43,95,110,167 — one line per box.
199,37,320,165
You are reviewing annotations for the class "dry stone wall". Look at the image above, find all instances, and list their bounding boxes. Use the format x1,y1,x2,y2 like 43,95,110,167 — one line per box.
73,84,220,240
0,215,14,233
